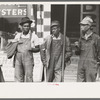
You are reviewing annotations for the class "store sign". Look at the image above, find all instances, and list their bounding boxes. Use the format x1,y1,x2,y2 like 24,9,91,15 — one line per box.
0,5,30,17
81,5,99,34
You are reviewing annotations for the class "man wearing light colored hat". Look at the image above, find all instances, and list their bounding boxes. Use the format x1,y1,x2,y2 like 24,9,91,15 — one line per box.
41,20,72,82
75,16,100,82
80,16,93,25
12,17,40,82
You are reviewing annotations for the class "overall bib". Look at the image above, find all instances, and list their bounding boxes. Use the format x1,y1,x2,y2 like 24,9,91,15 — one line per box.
15,37,34,82
46,39,63,82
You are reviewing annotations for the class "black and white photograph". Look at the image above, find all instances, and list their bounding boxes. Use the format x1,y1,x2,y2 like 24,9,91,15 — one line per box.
0,1,100,98
0,3,100,82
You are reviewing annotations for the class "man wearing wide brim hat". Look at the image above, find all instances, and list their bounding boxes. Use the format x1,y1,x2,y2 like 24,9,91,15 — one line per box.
41,20,72,82
20,17,33,26
75,16,100,82
13,17,40,82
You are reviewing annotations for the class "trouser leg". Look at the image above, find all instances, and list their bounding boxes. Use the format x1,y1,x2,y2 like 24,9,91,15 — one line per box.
84,60,97,82
46,58,55,82
53,55,62,82
46,67,54,82
24,63,33,82
14,53,24,82
0,67,5,82
86,66,97,82
15,64,24,82
53,68,62,82
77,65,86,82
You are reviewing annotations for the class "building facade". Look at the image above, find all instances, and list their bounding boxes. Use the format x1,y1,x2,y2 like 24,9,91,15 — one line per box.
0,4,99,50
0,4,99,82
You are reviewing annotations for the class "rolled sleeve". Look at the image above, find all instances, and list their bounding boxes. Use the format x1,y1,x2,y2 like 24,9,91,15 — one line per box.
31,32,39,47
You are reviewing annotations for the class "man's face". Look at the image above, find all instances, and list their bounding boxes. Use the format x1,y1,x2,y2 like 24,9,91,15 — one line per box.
51,26,60,36
80,24,90,33
22,23,30,33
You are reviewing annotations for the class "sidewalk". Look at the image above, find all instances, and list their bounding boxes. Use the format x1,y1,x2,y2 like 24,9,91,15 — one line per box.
0,53,79,82
64,56,79,82
0,52,79,82
0,51,100,82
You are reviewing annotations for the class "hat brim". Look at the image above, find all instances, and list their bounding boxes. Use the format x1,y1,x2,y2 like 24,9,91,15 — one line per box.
51,24,60,28
20,20,32,26
79,22,91,26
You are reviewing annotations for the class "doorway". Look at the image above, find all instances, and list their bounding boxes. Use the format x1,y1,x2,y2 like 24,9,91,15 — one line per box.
51,5,81,44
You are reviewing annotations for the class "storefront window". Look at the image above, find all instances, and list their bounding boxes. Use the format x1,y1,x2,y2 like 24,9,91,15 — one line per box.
0,4,27,50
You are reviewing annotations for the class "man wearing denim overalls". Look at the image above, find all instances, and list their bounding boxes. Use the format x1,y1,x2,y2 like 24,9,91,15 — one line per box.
41,21,72,82
75,16,100,82
14,17,40,82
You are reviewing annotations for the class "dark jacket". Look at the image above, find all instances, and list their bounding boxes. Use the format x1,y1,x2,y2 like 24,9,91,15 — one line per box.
40,33,72,68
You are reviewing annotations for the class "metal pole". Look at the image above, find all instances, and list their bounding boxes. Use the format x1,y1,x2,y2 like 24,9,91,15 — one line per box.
0,31,3,50
61,4,67,82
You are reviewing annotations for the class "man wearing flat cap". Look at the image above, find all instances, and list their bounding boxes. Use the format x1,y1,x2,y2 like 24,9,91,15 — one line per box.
41,20,72,82
13,17,40,82
75,16,100,82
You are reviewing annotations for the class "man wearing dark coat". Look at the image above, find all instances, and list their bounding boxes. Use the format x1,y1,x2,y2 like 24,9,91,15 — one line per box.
41,20,72,82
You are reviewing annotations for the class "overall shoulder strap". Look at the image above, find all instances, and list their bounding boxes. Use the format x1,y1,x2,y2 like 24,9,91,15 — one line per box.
19,32,23,39
61,33,65,46
30,31,32,40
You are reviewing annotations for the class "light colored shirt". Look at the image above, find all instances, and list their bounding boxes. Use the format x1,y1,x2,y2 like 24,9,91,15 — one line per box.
14,31,39,48
84,32,93,40
52,33,61,40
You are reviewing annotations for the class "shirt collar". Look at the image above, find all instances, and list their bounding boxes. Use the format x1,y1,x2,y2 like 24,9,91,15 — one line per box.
21,30,31,38
52,32,61,39
22,30,31,35
85,32,93,40
81,32,93,40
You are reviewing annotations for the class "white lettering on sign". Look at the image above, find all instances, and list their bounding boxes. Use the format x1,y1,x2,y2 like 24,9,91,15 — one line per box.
0,9,26,16
0,5,34,17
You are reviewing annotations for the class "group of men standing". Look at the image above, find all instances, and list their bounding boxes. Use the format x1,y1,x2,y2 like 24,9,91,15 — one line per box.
1,15,100,82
